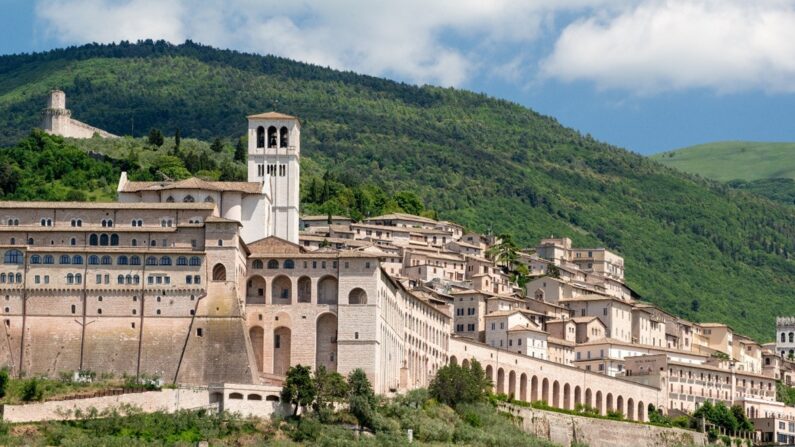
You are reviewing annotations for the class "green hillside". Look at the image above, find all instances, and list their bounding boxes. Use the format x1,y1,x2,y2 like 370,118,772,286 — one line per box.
653,141,795,182
1,41,795,340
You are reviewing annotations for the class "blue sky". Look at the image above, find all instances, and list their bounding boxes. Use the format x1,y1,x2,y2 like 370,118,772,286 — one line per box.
2,0,795,154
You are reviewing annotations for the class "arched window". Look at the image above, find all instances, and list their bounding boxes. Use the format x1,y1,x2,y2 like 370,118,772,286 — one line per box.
15,273,21,283
160,256,172,266
146,256,157,266
280,126,289,148
130,256,141,266
166,196,175,203
204,196,215,203
9,237,14,245
110,234,119,246
70,238,76,246
101,255,112,265
212,263,226,281
66,273,74,284
126,274,132,284
189,256,201,266
72,255,83,265
44,255,54,265
783,333,787,343
133,275,140,284
40,218,46,226
118,275,124,284
348,288,368,305
131,239,137,247
89,255,99,265
267,126,277,148
789,332,793,343
30,255,41,264
4,250,23,264
0,274,5,283
7,273,13,284
99,234,109,246
27,238,34,245
89,234,98,246
60,255,70,264
267,260,279,269
76,219,82,227
284,259,295,269
177,256,187,266
253,260,263,269
256,126,265,148
74,273,82,284
117,256,128,265
183,195,195,203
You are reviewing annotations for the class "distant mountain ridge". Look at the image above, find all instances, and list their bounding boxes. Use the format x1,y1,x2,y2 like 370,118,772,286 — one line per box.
2,40,795,339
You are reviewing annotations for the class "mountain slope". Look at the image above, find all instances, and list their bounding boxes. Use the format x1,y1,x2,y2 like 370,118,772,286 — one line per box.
653,141,795,182
1,41,794,340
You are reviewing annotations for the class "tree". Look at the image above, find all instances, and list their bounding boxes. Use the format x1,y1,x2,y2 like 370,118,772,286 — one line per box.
486,234,518,271
691,299,701,313
313,365,348,419
147,128,164,147
234,136,246,162
347,368,376,431
281,365,315,417
546,263,561,279
174,128,181,149
211,137,224,153
429,359,491,406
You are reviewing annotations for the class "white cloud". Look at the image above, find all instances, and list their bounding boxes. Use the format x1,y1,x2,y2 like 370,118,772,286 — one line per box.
33,0,605,87
541,0,795,94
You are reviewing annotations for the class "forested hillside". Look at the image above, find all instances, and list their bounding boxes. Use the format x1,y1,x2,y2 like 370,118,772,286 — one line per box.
0,40,794,340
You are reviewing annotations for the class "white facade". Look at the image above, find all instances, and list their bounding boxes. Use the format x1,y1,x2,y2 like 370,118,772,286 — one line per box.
777,317,795,359
247,112,300,244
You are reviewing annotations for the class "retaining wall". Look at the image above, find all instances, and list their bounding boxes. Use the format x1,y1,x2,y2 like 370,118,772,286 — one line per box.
501,403,707,447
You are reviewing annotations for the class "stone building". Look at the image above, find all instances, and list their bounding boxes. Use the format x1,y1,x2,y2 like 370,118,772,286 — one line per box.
41,90,117,139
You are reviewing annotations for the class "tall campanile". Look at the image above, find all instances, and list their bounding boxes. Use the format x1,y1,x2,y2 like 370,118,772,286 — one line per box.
247,112,300,243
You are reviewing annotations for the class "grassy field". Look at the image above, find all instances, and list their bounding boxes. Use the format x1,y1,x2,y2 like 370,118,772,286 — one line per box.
653,141,795,182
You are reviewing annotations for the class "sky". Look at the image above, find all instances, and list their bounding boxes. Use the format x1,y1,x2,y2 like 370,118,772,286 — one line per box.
2,0,795,154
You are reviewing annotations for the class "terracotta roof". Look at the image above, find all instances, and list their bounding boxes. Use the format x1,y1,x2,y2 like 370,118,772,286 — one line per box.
120,177,263,194
0,201,215,210
547,337,575,347
365,213,438,224
301,215,351,221
247,236,305,255
247,111,299,121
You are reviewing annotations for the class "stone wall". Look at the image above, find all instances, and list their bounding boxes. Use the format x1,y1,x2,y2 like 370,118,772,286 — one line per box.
501,404,706,447
2,387,209,423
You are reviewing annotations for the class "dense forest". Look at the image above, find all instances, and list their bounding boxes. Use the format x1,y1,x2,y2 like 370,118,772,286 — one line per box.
1,40,794,340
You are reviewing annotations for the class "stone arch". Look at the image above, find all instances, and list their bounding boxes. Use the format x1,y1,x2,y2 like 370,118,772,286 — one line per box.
297,276,311,303
246,275,266,304
542,378,550,403
212,263,226,281
249,326,264,372
485,365,494,384
247,394,262,401
531,376,539,401
462,359,470,368
348,287,367,305
553,381,561,408
317,275,338,304
563,383,571,410
267,126,277,148
574,386,582,407
256,126,265,148
627,397,635,420
280,126,289,148
449,356,458,366
272,275,292,304
520,373,528,402
508,370,516,399
273,326,291,375
316,313,338,372
497,368,505,394
616,395,624,416
585,388,593,408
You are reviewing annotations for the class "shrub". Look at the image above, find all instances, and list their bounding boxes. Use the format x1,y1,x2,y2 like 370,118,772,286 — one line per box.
0,368,8,398
21,378,43,401
606,410,623,420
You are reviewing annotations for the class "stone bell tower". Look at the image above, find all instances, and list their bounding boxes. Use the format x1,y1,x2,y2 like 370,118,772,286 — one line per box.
247,112,300,243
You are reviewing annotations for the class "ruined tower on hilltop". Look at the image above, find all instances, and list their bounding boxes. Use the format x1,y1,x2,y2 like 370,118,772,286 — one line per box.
41,90,118,139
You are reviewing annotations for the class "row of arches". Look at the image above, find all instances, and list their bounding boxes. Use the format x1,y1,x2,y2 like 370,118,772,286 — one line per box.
256,126,290,149
449,357,647,422
246,275,368,306
249,312,338,376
